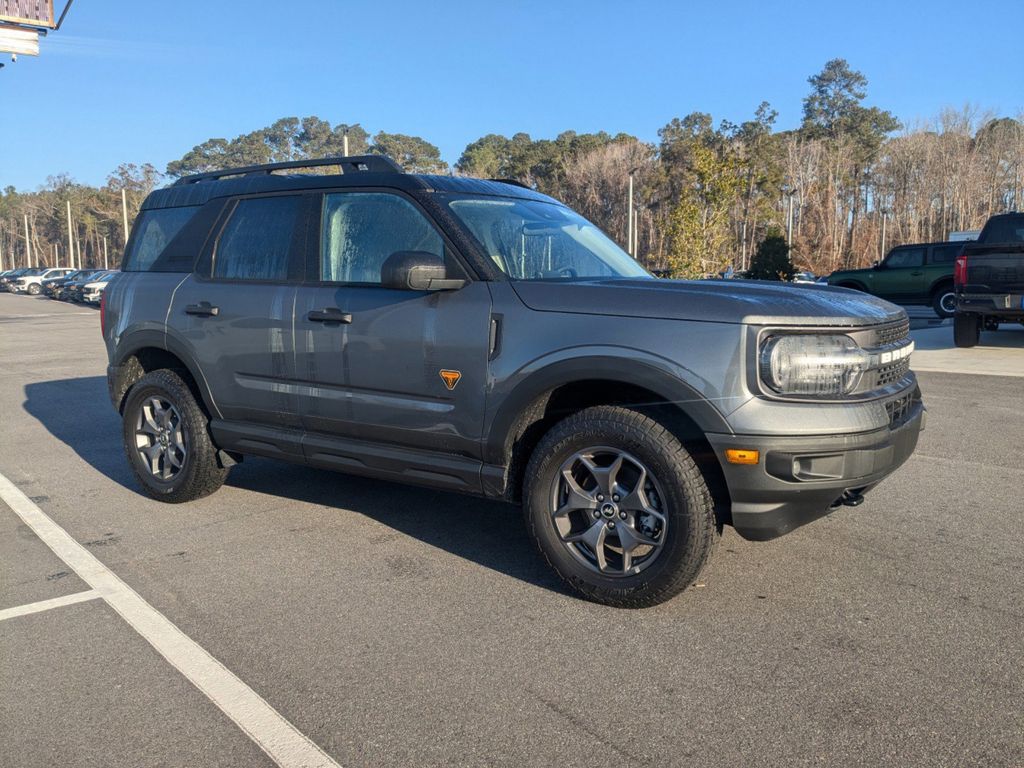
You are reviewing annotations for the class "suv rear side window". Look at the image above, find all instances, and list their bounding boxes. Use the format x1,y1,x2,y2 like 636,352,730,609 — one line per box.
930,245,960,264
214,196,301,281
321,193,444,284
124,207,199,271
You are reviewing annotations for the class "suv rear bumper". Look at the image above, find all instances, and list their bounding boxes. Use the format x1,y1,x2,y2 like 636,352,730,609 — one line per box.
706,399,925,541
957,292,1024,317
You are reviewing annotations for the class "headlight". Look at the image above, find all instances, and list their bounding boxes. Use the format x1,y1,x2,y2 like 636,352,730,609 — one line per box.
759,334,867,396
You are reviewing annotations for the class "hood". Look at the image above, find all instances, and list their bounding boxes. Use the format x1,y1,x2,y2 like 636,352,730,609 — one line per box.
511,278,905,327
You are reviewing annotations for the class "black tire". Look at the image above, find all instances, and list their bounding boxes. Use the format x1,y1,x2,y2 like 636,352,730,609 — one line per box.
27,283,41,295
953,313,980,348
524,406,716,608
122,369,228,503
931,284,956,318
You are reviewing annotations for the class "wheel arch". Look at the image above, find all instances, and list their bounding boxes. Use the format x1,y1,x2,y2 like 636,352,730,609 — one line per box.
486,358,733,526
111,331,219,418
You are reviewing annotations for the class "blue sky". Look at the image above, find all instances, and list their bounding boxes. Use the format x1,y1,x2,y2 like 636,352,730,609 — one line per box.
1,0,1021,190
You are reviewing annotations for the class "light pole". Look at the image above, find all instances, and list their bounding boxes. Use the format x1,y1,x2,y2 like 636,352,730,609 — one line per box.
880,208,890,260
627,173,634,256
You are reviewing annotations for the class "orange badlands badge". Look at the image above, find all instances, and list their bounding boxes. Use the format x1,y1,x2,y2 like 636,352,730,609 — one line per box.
439,370,462,390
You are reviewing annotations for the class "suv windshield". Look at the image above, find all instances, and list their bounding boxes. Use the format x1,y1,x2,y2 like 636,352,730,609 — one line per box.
448,197,650,281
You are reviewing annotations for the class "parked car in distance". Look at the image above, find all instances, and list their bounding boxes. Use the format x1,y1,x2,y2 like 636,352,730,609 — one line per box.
827,241,962,318
83,272,118,304
103,155,924,608
953,212,1024,347
1,267,35,292
792,271,817,284
48,269,103,300
12,267,75,295
64,270,109,302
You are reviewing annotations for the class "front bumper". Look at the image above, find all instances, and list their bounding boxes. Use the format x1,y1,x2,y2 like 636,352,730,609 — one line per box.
707,398,925,541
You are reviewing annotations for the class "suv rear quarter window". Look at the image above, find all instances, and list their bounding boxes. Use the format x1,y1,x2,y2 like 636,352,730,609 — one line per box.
929,244,960,264
123,207,199,271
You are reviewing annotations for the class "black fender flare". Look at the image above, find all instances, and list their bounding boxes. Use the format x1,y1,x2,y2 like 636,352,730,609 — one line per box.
483,355,733,466
111,329,221,418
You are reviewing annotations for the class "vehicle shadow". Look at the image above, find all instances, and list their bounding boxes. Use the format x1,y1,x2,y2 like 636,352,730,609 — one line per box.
23,376,567,596
23,376,138,491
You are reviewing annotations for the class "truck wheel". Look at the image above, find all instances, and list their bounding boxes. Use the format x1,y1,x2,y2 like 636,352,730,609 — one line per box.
953,313,980,348
523,406,716,608
122,370,228,503
931,285,956,318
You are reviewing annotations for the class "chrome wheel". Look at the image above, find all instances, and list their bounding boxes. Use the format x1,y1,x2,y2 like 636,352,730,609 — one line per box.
939,292,956,315
134,396,187,480
549,446,667,577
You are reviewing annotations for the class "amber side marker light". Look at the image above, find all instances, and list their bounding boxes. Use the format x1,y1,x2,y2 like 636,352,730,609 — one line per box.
725,449,760,465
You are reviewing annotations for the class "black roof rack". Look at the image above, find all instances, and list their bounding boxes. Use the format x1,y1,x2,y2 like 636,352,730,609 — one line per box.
489,178,531,189
172,155,403,186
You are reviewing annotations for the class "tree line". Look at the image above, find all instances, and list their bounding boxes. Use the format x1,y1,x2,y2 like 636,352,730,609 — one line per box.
2,59,1021,278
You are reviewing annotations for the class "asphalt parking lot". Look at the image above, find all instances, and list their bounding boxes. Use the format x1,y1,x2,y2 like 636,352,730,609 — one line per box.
1,292,1022,768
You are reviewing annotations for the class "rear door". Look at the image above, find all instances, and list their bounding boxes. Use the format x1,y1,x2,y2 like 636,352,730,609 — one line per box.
168,193,308,429
293,190,491,459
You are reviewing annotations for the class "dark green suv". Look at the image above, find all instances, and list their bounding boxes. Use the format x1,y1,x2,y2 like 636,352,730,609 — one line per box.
828,241,962,317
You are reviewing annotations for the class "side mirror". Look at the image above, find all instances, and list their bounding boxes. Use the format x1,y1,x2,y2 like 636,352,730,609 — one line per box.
381,251,466,291
872,259,882,269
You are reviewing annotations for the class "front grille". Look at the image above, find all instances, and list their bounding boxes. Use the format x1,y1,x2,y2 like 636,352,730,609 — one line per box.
876,358,911,387
873,320,910,347
885,390,917,427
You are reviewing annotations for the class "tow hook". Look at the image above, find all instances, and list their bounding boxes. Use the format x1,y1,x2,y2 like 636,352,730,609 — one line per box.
831,490,866,509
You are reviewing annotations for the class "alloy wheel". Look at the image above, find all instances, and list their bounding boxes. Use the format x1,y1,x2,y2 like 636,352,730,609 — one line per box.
549,447,668,577
134,396,187,481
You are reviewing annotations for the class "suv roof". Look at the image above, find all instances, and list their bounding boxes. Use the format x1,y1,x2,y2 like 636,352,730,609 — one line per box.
146,155,554,211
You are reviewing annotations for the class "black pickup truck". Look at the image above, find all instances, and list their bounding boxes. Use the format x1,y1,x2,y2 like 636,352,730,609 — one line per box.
954,212,1024,347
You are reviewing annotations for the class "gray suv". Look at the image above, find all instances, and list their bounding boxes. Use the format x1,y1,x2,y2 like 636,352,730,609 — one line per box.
103,156,925,607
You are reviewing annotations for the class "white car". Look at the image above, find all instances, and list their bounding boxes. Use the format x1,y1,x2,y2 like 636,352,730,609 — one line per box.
82,272,118,304
13,267,74,295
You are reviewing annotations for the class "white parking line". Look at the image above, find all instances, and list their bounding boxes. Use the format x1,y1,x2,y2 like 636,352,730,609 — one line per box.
0,471,341,768
0,589,101,622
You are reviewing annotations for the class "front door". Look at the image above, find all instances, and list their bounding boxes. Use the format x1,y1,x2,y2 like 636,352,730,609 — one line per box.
294,191,491,459
872,245,926,302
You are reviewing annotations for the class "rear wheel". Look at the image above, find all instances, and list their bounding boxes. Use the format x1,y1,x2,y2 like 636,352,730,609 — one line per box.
931,284,956,318
524,406,716,608
953,313,980,348
122,369,228,502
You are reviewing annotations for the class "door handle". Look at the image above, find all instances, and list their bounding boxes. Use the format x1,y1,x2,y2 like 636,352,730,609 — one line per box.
307,308,353,324
910,271,923,276
185,302,219,317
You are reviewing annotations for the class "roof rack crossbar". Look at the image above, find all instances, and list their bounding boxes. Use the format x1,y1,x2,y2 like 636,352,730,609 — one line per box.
172,155,403,185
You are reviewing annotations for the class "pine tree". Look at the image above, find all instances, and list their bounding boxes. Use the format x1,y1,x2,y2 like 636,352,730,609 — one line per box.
748,229,795,281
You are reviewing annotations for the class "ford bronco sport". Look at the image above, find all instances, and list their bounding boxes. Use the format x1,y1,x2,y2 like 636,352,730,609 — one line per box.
103,155,925,607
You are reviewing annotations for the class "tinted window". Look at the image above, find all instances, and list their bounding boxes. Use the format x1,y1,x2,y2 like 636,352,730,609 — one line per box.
930,245,960,264
321,193,444,283
885,248,925,268
215,196,300,281
979,215,1024,244
124,207,199,271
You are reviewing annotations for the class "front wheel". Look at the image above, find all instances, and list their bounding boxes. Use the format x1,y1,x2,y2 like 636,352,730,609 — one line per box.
27,283,41,295
122,369,228,503
953,313,980,348
524,406,716,608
